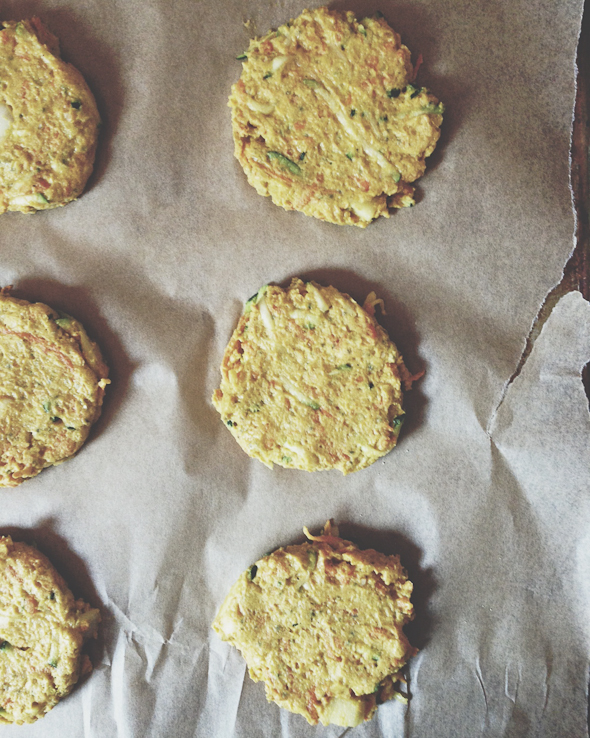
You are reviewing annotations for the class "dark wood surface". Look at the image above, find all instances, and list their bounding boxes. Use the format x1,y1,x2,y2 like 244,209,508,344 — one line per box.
571,4,589,300
572,4,589,395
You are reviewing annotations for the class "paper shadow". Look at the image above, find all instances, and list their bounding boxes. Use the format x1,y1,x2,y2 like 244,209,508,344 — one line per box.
282,268,427,444
0,521,105,677
176,309,232,478
10,278,135,443
0,3,123,193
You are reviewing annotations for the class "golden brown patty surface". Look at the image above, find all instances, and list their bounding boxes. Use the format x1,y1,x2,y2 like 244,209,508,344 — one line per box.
0,536,100,724
212,279,413,473
0,292,109,487
213,521,417,726
0,18,100,213
229,6,443,226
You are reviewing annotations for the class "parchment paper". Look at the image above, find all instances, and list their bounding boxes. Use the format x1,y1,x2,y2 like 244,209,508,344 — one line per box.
0,0,588,735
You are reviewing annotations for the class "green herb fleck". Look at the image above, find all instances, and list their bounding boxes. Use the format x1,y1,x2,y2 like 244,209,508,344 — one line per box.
281,455,292,464
267,151,301,175
350,109,356,117
345,153,353,161
71,100,82,110
372,654,380,662
48,659,58,668
299,152,306,161
387,88,400,98
341,44,345,50
248,564,258,581
36,193,49,204
308,549,318,570
49,591,55,600
245,285,268,313
0,641,10,650
55,317,71,328
226,420,233,427
368,381,374,389
392,414,406,432
336,363,352,370
302,78,319,89
358,25,367,36
66,426,75,430
42,401,51,413
236,53,247,60
51,416,60,423
392,170,401,183
379,115,389,122
421,102,445,115
263,72,272,80
307,401,320,411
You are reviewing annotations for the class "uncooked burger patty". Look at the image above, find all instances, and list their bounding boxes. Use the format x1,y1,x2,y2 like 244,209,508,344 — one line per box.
0,291,109,487
0,536,100,724
0,18,100,213
213,521,417,727
229,6,443,226
212,278,414,474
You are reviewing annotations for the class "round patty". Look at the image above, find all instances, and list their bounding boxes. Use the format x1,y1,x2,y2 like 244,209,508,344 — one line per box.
0,18,100,213
213,521,416,727
212,279,414,474
229,6,443,227
0,536,100,724
0,291,109,487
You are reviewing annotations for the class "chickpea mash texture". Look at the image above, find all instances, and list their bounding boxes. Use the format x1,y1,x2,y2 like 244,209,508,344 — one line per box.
230,6,443,226
213,521,416,726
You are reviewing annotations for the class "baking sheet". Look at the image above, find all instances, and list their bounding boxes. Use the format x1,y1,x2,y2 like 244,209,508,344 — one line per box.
1,0,589,735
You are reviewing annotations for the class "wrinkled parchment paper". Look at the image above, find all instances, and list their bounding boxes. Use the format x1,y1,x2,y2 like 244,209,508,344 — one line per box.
1,0,589,735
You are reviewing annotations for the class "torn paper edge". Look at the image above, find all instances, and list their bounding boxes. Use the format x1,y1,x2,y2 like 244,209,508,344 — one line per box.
486,18,585,434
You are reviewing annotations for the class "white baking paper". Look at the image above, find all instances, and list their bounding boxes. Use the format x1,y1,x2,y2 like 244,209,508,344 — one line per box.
0,0,588,735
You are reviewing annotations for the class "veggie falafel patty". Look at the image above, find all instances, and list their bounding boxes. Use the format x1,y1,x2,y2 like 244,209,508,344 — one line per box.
213,521,417,727
0,18,100,213
212,278,414,474
0,291,109,487
0,536,100,724
229,6,443,227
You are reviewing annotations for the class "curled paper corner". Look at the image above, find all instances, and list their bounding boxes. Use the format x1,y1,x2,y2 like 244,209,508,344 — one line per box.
487,288,590,435
481,291,590,738
488,289,590,441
